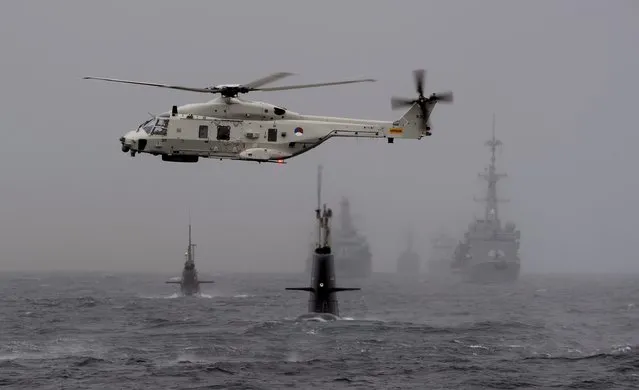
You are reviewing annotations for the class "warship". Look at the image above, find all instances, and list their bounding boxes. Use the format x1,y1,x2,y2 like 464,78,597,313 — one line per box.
451,115,521,283
305,196,372,278
426,231,457,276
332,197,373,278
396,229,420,276
287,165,360,321
165,219,214,296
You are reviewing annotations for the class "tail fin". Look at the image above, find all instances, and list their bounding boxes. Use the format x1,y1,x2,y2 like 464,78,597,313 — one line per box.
390,103,433,139
285,287,315,292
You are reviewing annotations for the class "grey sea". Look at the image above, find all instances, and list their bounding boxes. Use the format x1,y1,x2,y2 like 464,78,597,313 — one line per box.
1,272,638,389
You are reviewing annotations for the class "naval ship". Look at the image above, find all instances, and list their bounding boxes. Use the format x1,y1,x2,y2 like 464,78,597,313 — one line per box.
426,231,457,276
166,219,214,295
451,116,521,283
396,229,420,276
332,197,373,278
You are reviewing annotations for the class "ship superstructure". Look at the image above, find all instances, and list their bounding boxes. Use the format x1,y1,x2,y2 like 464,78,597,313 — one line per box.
331,197,373,278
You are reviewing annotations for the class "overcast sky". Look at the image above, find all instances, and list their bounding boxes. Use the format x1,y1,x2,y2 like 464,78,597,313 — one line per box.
0,0,636,274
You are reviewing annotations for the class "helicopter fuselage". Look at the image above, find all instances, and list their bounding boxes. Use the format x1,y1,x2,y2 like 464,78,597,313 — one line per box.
120,97,428,163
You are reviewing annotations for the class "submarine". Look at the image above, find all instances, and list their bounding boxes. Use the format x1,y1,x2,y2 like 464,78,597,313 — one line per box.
166,218,214,296
286,165,360,321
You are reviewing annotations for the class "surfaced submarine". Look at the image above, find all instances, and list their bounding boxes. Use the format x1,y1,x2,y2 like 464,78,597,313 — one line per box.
166,218,214,296
286,165,360,321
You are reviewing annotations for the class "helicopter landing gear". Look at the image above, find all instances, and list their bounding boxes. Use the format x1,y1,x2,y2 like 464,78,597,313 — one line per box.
130,150,136,157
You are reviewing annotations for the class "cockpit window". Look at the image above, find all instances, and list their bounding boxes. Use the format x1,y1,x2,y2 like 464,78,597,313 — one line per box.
138,118,154,134
151,118,169,136
139,115,170,135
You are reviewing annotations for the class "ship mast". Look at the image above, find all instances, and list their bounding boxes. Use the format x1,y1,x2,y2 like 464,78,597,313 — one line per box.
187,212,196,263
315,165,332,249
476,113,508,225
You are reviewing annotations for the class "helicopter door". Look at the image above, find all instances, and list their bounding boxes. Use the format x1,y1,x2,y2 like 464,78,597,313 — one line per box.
267,128,277,142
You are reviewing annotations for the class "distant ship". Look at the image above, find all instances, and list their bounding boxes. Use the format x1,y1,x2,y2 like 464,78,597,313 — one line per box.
396,229,420,276
451,115,521,283
309,197,372,278
166,219,214,296
426,231,457,276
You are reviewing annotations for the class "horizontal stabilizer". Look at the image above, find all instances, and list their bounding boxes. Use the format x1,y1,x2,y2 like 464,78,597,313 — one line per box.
165,281,181,284
329,287,361,293
198,281,215,284
285,287,315,292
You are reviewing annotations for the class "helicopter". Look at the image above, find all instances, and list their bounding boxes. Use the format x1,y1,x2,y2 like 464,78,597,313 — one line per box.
83,69,453,164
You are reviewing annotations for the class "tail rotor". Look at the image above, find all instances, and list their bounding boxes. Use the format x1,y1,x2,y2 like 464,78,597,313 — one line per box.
391,69,453,135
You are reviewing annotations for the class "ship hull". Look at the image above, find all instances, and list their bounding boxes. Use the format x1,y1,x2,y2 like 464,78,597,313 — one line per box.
335,258,372,279
427,259,453,276
459,260,520,283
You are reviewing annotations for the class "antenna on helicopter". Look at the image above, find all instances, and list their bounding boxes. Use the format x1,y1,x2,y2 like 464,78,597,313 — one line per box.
83,72,376,98
390,69,453,135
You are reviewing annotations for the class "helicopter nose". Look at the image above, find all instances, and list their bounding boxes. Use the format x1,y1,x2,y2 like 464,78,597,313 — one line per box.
120,130,137,153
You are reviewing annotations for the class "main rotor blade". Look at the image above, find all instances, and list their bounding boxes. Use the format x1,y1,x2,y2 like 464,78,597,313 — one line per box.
241,72,295,89
254,78,376,92
82,76,216,93
390,96,416,110
413,69,425,96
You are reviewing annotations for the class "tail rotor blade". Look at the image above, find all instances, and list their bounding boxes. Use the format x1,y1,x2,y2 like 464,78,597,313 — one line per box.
391,96,415,110
431,91,454,103
413,69,425,97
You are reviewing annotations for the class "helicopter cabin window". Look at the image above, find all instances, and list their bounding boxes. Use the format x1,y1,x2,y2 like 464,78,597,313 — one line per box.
267,128,277,142
198,125,209,139
217,125,231,141
273,107,286,116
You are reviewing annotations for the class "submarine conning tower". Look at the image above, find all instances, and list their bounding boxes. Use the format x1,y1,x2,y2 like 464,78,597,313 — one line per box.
286,165,360,317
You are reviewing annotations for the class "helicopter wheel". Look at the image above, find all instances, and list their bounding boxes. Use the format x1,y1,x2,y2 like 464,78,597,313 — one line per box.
130,150,136,157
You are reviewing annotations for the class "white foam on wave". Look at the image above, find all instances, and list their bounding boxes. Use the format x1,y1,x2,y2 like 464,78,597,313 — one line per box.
138,293,182,299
